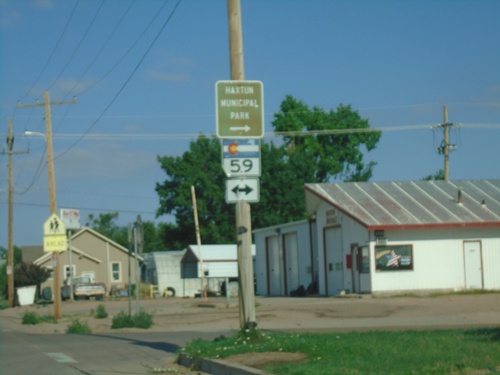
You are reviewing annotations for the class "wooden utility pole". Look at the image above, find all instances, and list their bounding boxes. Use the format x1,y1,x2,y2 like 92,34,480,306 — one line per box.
227,0,256,329
3,119,28,307
437,105,457,181
191,186,207,301
17,91,76,319
443,106,449,181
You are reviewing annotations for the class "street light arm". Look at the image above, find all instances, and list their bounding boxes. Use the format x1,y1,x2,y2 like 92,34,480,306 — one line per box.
23,131,46,140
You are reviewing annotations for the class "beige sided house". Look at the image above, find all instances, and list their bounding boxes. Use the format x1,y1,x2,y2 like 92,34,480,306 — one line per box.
31,227,142,296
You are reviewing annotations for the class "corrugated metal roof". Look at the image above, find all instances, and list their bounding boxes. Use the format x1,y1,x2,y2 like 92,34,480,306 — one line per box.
305,179,500,229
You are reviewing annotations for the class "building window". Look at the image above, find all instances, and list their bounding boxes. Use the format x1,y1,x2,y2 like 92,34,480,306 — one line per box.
111,262,121,282
375,245,413,271
45,266,54,280
64,265,76,281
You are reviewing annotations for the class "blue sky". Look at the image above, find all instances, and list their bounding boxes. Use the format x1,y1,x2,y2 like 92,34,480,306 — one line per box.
1,0,499,248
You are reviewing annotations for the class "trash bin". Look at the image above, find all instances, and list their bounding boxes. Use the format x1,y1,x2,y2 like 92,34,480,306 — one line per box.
42,286,52,300
16,285,36,306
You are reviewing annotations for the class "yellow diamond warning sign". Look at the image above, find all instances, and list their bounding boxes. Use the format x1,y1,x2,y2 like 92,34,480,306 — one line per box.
43,214,67,252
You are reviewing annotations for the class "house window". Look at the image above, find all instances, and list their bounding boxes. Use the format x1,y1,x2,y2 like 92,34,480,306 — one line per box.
375,245,413,271
45,266,54,280
111,262,121,282
64,265,76,281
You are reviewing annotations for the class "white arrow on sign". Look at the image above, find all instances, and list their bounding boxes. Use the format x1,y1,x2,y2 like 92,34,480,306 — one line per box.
226,178,260,203
229,125,251,132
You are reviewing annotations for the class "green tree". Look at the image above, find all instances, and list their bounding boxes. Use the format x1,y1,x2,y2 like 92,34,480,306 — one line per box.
156,136,235,247
422,169,445,181
272,96,380,182
0,246,24,299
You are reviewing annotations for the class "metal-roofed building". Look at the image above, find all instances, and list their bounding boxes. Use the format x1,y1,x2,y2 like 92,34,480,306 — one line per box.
304,179,500,296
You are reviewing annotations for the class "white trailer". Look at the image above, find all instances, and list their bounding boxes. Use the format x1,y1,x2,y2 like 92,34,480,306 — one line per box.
143,251,201,298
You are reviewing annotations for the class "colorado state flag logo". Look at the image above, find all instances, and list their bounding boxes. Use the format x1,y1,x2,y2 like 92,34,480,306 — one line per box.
223,139,260,158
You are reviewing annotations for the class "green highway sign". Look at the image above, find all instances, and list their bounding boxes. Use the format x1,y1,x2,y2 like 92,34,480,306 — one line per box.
215,80,264,139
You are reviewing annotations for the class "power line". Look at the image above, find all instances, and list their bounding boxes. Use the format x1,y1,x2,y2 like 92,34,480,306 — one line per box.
55,0,183,161
17,1,80,104
60,0,136,100
36,123,500,141
46,0,106,94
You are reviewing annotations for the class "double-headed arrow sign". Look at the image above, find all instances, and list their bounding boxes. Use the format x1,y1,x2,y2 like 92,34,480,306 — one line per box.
226,178,260,203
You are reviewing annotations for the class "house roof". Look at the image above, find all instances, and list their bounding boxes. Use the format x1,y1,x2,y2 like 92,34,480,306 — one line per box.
21,246,44,263
71,227,143,261
24,227,143,265
305,179,500,230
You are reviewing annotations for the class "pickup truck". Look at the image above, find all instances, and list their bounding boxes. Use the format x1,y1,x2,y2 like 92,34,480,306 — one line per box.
61,276,106,301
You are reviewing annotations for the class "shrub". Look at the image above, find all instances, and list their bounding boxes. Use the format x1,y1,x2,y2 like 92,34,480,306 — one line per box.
94,304,108,319
134,309,153,329
22,311,41,325
66,319,92,334
111,309,153,329
112,311,135,329
14,263,51,288
22,311,58,325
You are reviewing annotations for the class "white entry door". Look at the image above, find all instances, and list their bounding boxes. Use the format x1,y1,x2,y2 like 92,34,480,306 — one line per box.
324,227,344,296
463,241,483,289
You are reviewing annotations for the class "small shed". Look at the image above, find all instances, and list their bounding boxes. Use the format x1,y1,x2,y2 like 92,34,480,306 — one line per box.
143,251,200,298
181,244,256,294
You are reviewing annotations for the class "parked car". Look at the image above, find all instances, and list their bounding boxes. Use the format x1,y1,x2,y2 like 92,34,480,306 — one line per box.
61,276,106,301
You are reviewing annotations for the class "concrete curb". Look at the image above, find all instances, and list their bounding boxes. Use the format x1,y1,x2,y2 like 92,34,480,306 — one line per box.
179,353,268,375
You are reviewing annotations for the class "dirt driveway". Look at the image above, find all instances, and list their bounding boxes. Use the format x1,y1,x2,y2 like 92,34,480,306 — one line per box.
2,293,499,335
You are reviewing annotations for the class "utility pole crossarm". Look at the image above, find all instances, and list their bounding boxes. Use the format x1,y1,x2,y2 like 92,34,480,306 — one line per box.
16,97,77,109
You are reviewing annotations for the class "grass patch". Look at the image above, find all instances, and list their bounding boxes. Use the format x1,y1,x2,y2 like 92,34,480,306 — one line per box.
21,311,57,325
111,309,153,329
182,327,500,375
66,319,92,334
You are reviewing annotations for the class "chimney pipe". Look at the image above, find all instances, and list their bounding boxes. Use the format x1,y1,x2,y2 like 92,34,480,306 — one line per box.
457,187,462,204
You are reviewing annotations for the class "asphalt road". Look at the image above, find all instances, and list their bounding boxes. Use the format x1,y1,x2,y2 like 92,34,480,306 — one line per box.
0,329,227,375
